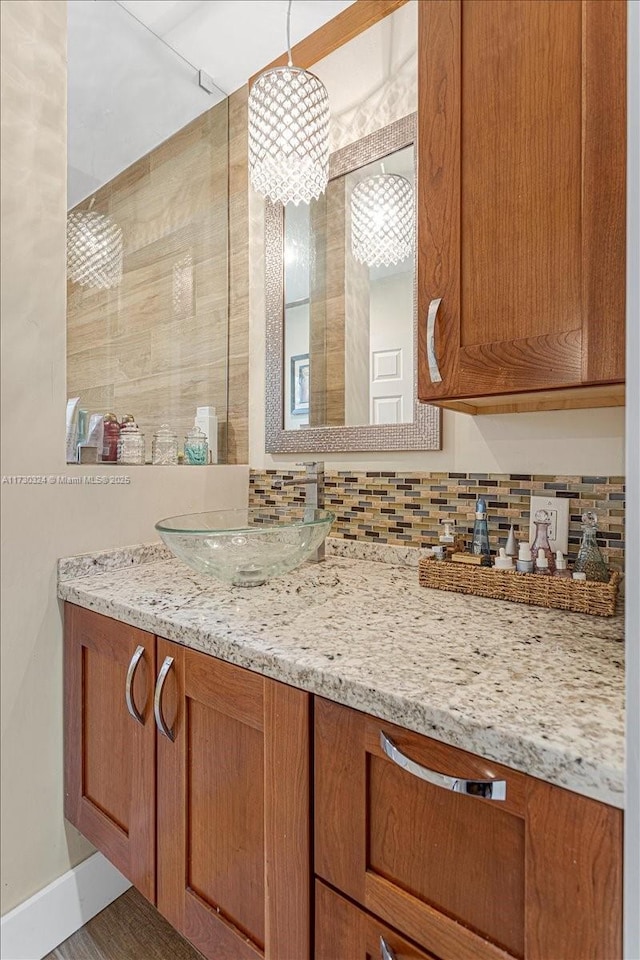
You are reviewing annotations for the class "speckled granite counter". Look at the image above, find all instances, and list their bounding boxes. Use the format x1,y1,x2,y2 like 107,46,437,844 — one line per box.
57,540,625,808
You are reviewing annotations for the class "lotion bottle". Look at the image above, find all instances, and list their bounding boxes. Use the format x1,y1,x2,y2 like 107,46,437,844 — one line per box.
494,547,515,571
516,543,534,573
554,551,572,579
535,548,551,575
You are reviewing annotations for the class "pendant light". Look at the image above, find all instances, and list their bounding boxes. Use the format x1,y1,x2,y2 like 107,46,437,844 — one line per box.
67,201,123,289
350,173,414,268
248,1,330,206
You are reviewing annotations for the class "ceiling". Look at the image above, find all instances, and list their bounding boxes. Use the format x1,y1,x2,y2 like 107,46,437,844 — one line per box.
68,0,355,208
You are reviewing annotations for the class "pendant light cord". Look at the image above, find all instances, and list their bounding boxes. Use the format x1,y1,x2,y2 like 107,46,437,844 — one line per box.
286,0,293,66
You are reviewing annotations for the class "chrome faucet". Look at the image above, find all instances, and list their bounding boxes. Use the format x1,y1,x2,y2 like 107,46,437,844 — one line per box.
274,461,326,562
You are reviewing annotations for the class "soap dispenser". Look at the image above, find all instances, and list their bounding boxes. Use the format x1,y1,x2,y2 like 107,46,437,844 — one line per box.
438,520,458,558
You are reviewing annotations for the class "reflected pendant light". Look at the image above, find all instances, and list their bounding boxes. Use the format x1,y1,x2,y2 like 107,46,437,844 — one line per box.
248,1,330,206
67,209,123,289
350,174,414,268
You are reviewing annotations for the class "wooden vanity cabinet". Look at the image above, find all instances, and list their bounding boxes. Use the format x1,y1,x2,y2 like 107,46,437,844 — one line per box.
314,697,622,960
64,605,310,960
64,603,156,900
65,605,622,960
417,0,626,414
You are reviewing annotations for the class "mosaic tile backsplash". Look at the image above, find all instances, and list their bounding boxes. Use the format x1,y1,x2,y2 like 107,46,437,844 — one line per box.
249,470,625,572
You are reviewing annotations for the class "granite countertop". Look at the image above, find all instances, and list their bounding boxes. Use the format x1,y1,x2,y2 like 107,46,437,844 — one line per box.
57,540,625,808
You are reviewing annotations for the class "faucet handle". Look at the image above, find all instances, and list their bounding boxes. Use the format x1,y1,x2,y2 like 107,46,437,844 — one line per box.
296,460,324,474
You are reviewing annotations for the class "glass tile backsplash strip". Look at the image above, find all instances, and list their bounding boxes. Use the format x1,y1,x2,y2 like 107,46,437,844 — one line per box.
249,471,625,572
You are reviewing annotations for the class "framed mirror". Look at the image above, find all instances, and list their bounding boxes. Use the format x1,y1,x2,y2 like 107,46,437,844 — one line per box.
265,112,440,453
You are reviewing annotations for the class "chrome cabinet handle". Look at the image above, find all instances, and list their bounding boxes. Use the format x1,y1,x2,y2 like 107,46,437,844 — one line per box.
380,731,506,801
426,297,443,383
154,656,175,741
125,645,145,725
380,936,396,960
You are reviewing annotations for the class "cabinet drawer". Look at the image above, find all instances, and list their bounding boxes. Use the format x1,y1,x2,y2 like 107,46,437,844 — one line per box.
314,698,622,960
316,881,437,960
315,698,524,959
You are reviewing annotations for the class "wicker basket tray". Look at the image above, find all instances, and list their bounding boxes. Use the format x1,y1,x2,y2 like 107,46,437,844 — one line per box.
418,558,620,617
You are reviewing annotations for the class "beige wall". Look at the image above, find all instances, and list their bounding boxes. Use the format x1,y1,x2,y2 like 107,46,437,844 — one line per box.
247,2,625,475
0,0,248,915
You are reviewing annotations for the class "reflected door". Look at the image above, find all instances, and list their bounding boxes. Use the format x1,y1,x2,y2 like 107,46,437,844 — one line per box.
370,271,414,424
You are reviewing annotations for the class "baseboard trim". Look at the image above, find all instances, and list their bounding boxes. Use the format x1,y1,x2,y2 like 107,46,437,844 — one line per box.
1,852,131,960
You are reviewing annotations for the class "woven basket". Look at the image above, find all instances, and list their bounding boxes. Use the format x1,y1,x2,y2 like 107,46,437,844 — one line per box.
418,558,620,617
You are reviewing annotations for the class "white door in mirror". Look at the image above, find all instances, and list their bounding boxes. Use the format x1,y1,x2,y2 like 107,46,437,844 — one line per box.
369,273,413,424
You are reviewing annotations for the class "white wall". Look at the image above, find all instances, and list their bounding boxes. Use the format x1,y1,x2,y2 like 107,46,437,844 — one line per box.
0,0,247,915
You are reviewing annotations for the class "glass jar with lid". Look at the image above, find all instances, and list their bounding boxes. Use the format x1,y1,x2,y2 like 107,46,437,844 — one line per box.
152,424,178,465
118,423,146,465
184,425,208,465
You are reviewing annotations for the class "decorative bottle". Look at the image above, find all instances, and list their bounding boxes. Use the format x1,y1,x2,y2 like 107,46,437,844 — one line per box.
530,509,556,574
573,512,609,582
102,414,120,463
471,496,491,562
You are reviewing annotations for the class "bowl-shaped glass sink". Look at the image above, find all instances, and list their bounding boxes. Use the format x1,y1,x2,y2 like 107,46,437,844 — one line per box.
155,508,335,586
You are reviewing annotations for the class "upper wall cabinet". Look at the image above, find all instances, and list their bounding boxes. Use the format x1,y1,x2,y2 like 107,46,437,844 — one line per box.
417,0,626,415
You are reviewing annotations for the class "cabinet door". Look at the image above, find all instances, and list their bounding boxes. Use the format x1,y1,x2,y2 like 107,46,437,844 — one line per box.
315,698,622,960
156,639,310,960
417,0,626,407
316,881,437,960
64,603,156,900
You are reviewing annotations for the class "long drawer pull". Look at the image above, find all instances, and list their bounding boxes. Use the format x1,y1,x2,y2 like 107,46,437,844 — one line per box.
380,936,396,960
380,731,507,801
125,645,145,725
154,656,176,741
426,296,443,383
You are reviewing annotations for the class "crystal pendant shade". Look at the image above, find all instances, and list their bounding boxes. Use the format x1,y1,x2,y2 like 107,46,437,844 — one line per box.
248,66,330,206
350,174,414,267
67,211,123,289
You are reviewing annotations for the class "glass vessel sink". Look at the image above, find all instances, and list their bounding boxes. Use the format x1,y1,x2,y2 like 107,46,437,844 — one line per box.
155,508,335,586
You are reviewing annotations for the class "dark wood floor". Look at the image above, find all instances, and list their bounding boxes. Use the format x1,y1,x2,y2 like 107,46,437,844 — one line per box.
44,887,204,960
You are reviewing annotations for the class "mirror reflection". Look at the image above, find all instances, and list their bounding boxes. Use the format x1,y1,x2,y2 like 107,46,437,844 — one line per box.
65,0,230,465
283,143,415,431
